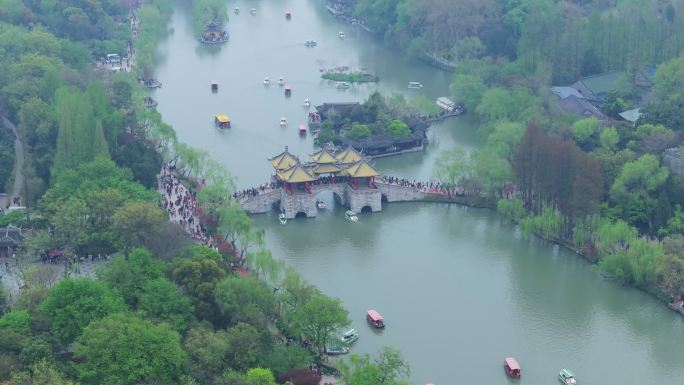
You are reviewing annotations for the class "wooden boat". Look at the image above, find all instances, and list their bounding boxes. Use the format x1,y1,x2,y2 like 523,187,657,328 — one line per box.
278,213,287,225
335,81,350,89
436,96,456,112
340,328,359,344
250,8,257,15
366,309,384,328
303,98,311,108
285,12,291,20
408,81,423,89
305,39,317,47
280,117,287,126
298,124,307,135
503,357,521,379
214,114,230,129
284,85,292,97
264,77,270,85
211,81,218,91
278,77,285,86
324,345,349,355
339,31,346,39
345,210,358,222
559,369,576,384
234,7,240,14
316,200,326,209
143,96,157,108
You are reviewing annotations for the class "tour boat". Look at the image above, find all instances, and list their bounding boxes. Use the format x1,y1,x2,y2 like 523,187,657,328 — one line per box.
263,77,270,85
211,81,218,91
284,85,292,97
285,12,291,20
408,81,423,89
234,7,240,14
366,309,385,328
298,124,307,135
340,328,359,344
559,369,576,385
325,345,350,355
503,357,521,379
278,213,287,225
303,98,311,108
280,117,287,126
336,81,350,89
339,31,346,39
316,200,326,209
305,39,317,47
278,77,285,86
214,114,231,129
250,8,257,15
345,210,359,222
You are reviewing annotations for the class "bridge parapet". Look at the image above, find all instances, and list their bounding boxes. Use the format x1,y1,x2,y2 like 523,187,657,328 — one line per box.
376,181,426,202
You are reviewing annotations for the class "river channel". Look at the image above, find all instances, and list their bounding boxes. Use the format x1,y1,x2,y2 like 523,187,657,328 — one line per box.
154,1,684,384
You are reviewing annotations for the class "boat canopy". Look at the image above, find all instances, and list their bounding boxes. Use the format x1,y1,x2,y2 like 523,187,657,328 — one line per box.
343,328,358,337
215,114,230,123
436,97,455,108
367,309,383,321
504,357,520,371
284,85,292,90
560,369,574,378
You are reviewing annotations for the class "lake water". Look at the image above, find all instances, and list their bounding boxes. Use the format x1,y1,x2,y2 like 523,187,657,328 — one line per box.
154,1,684,384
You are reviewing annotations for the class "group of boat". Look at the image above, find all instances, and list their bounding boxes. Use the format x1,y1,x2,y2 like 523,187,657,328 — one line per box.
504,357,577,384
263,76,286,86
325,309,385,355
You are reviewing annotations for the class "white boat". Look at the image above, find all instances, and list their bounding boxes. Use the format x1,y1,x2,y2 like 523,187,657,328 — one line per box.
559,369,576,385
408,81,423,89
345,210,358,222
234,7,239,14
280,117,287,126
303,98,311,108
263,77,270,85
250,8,257,15
278,77,285,86
278,213,287,225
336,81,350,89
340,328,359,344
316,200,326,209
339,31,346,39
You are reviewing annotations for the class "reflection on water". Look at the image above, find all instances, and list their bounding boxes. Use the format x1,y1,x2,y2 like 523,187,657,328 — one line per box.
155,1,684,384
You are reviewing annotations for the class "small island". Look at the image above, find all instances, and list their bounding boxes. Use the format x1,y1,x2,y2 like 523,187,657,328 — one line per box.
310,92,429,157
321,70,379,83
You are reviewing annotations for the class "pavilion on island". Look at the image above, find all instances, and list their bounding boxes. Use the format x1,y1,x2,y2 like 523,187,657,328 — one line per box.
341,159,380,189
275,163,317,194
268,146,381,194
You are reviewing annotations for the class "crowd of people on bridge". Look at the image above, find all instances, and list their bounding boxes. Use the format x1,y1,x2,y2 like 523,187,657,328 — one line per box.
159,164,216,248
234,182,280,200
381,176,451,195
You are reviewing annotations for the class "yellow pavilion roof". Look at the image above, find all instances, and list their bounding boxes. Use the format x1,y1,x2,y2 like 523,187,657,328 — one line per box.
336,146,364,164
214,114,230,123
268,148,299,170
342,160,380,178
276,164,317,183
311,149,338,164
312,164,343,174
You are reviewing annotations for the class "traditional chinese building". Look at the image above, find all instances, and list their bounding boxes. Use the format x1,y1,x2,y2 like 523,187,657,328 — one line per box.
0,224,27,258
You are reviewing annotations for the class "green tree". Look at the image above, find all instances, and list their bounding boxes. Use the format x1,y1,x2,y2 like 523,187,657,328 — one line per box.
138,278,194,333
385,120,411,138
609,154,669,230
98,248,164,308
0,310,32,335
290,294,349,355
39,278,126,343
433,147,471,193
246,368,276,385
340,347,411,385
599,126,620,150
450,73,486,108
3,359,74,385
261,345,313,377
111,201,168,253
347,123,371,140
224,322,266,372
571,117,598,144
168,255,227,323
214,276,275,327
75,313,185,385
183,323,231,383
